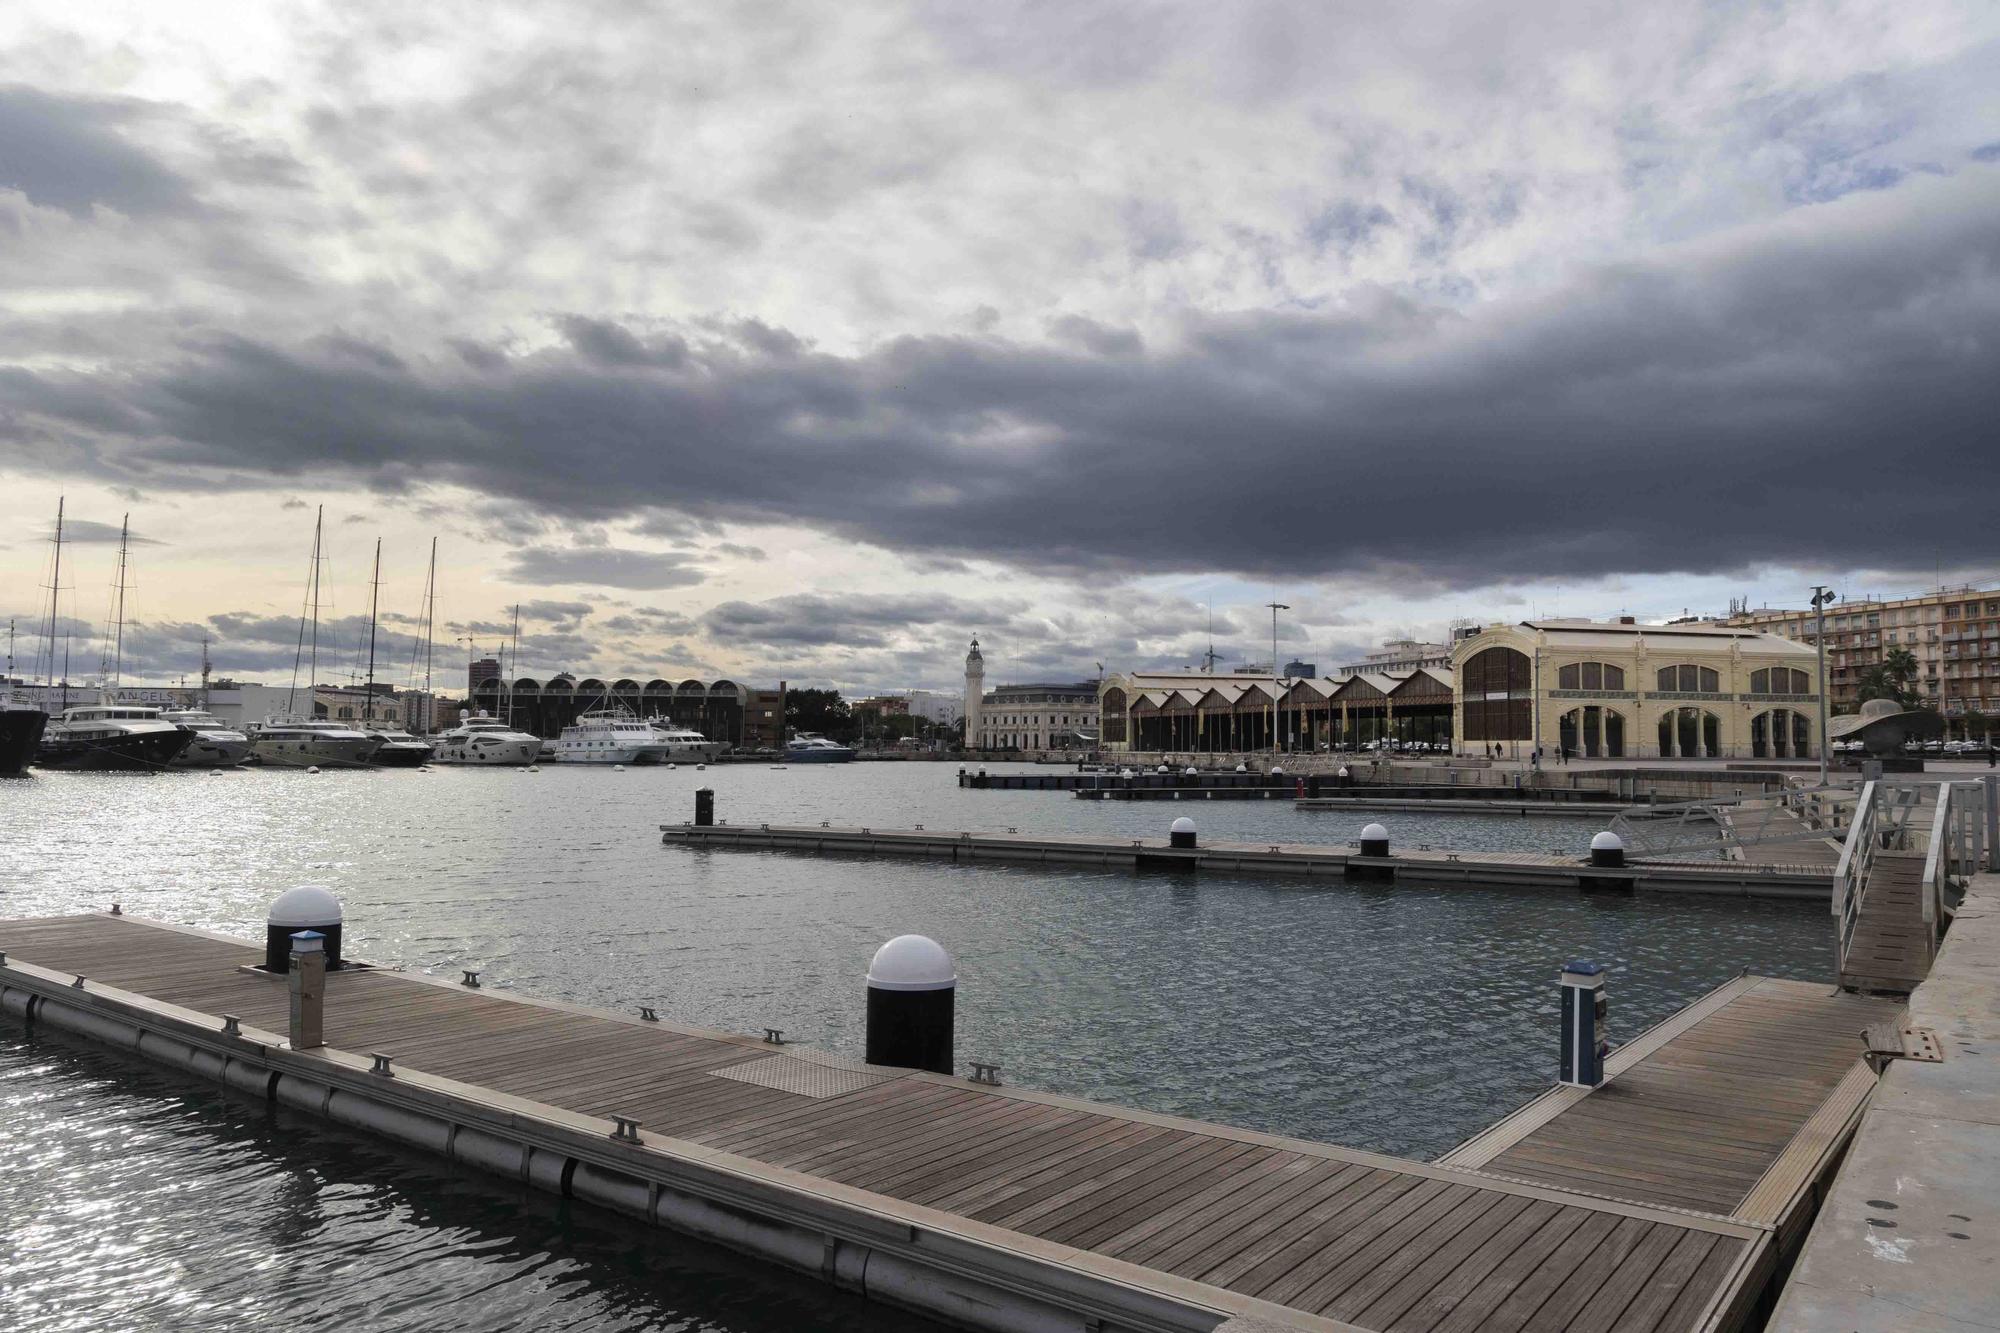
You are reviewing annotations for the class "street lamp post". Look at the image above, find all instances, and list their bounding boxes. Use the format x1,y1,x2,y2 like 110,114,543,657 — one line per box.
1811,586,1836,785
1267,602,1289,760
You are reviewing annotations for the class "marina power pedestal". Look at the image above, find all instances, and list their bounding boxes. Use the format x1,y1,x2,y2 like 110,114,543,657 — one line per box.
694,788,715,827
1559,960,1608,1087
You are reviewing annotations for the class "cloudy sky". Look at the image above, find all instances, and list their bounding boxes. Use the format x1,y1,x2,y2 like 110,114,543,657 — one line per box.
3,2,1998,695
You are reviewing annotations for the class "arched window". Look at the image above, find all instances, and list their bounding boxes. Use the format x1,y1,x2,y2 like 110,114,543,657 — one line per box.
1460,646,1532,740
1556,662,1626,690
1656,664,1720,692
1749,667,1811,694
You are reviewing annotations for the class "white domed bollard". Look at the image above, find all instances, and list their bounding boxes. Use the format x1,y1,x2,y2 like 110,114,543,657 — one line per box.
1157,764,1169,774
266,885,343,973
305,765,321,774
1360,822,1390,857
1591,831,1626,868
1184,766,1198,776
1170,816,1197,849
866,935,956,1074
1235,762,1248,773
1270,765,1285,777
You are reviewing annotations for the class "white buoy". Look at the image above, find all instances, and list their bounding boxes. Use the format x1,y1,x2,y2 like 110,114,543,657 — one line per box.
306,765,321,774
528,765,540,773
667,762,677,770
515,766,527,773
614,764,626,771
695,763,706,771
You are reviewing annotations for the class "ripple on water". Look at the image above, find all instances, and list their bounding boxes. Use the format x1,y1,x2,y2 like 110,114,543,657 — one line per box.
0,762,1831,1328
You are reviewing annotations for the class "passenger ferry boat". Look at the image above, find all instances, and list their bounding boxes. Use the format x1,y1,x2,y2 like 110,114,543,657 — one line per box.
158,709,252,767
783,733,856,763
38,703,195,771
554,708,674,764
248,717,384,769
429,711,542,766
645,717,726,761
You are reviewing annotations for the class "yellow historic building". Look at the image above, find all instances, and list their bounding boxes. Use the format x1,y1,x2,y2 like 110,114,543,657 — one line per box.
1451,620,1824,759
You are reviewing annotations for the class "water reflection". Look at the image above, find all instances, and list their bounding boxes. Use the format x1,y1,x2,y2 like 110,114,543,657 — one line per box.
0,761,1832,1328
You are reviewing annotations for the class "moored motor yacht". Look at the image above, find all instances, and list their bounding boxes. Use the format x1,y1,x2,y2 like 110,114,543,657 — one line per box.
248,716,383,769
362,725,433,767
1,681,47,775
37,703,194,771
644,717,727,761
783,733,856,763
159,709,252,767
553,707,674,764
429,711,542,765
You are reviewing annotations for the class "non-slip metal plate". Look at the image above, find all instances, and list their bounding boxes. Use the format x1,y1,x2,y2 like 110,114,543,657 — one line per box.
710,1052,901,1100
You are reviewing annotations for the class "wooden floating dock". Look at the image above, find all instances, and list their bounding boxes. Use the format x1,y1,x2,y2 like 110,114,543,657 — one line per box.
1,912,1901,1333
660,824,1835,899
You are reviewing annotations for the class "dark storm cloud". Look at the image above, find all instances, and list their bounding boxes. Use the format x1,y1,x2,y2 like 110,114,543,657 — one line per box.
517,599,593,623
503,545,707,590
0,85,197,217
6,169,1999,587
39,517,162,545
703,592,996,650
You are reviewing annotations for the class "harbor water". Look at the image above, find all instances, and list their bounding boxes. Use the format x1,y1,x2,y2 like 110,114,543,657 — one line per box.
0,761,1832,1331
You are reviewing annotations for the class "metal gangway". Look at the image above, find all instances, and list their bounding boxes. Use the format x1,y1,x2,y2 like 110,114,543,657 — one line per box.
1607,780,1861,866
1832,778,1998,993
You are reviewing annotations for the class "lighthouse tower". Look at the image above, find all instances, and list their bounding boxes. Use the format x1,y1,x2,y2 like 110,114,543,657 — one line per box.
963,636,985,753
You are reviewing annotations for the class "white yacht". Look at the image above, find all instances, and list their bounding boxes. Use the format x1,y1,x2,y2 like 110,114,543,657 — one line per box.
38,703,194,771
554,708,676,764
429,711,542,765
783,733,857,763
158,709,252,768
248,716,383,769
643,717,727,761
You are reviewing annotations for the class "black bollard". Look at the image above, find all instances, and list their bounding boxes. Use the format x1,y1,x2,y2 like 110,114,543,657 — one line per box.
1170,816,1197,849
866,935,956,1074
1590,831,1626,867
1307,774,1322,798
694,787,715,826
265,885,343,973
1359,822,1390,857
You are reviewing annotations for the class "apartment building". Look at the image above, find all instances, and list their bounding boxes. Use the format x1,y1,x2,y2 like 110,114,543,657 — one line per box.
1726,585,2000,726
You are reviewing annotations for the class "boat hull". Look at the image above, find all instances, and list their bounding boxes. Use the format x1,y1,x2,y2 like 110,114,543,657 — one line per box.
783,749,856,763
37,728,193,771
368,741,433,767
251,738,381,769
430,738,541,765
171,735,253,768
1,710,48,774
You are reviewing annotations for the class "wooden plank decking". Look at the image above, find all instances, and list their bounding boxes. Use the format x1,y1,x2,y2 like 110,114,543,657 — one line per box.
1444,978,1901,1250
1,913,1889,1332
1837,852,1935,993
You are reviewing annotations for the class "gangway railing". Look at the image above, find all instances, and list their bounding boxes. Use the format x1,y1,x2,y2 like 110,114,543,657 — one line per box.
1609,781,1858,861
1918,781,1990,954
1832,780,1879,975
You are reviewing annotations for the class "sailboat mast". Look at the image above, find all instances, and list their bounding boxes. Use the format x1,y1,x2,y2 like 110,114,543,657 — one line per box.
506,603,520,727
422,538,436,730
364,537,381,724
308,508,322,702
109,513,130,695
287,505,323,717
49,497,67,709
201,634,212,709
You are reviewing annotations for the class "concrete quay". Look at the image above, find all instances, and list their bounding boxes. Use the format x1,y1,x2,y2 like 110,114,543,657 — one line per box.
660,823,1834,899
1769,871,2000,1332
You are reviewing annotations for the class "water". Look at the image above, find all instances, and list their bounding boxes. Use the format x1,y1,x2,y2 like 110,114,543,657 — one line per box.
0,761,1833,1331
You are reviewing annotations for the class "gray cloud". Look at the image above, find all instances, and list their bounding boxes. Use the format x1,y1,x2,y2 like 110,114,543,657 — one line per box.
9,166,1999,588
0,85,197,217
503,545,708,590
38,517,162,545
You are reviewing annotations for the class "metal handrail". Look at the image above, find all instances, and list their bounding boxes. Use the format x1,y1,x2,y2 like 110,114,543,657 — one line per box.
1832,780,1879,972
1920,788,1951,932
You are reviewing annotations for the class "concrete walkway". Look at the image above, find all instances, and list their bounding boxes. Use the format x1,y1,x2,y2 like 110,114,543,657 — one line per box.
1769,872,2000,1331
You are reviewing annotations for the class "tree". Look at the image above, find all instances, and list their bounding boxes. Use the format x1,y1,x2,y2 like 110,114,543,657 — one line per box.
784,688,851,739
1857,647,1922,710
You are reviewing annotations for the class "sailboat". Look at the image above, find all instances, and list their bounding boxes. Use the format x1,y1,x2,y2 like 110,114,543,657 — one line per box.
247,506,381,768
35,511,194,771
355,539,431,766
